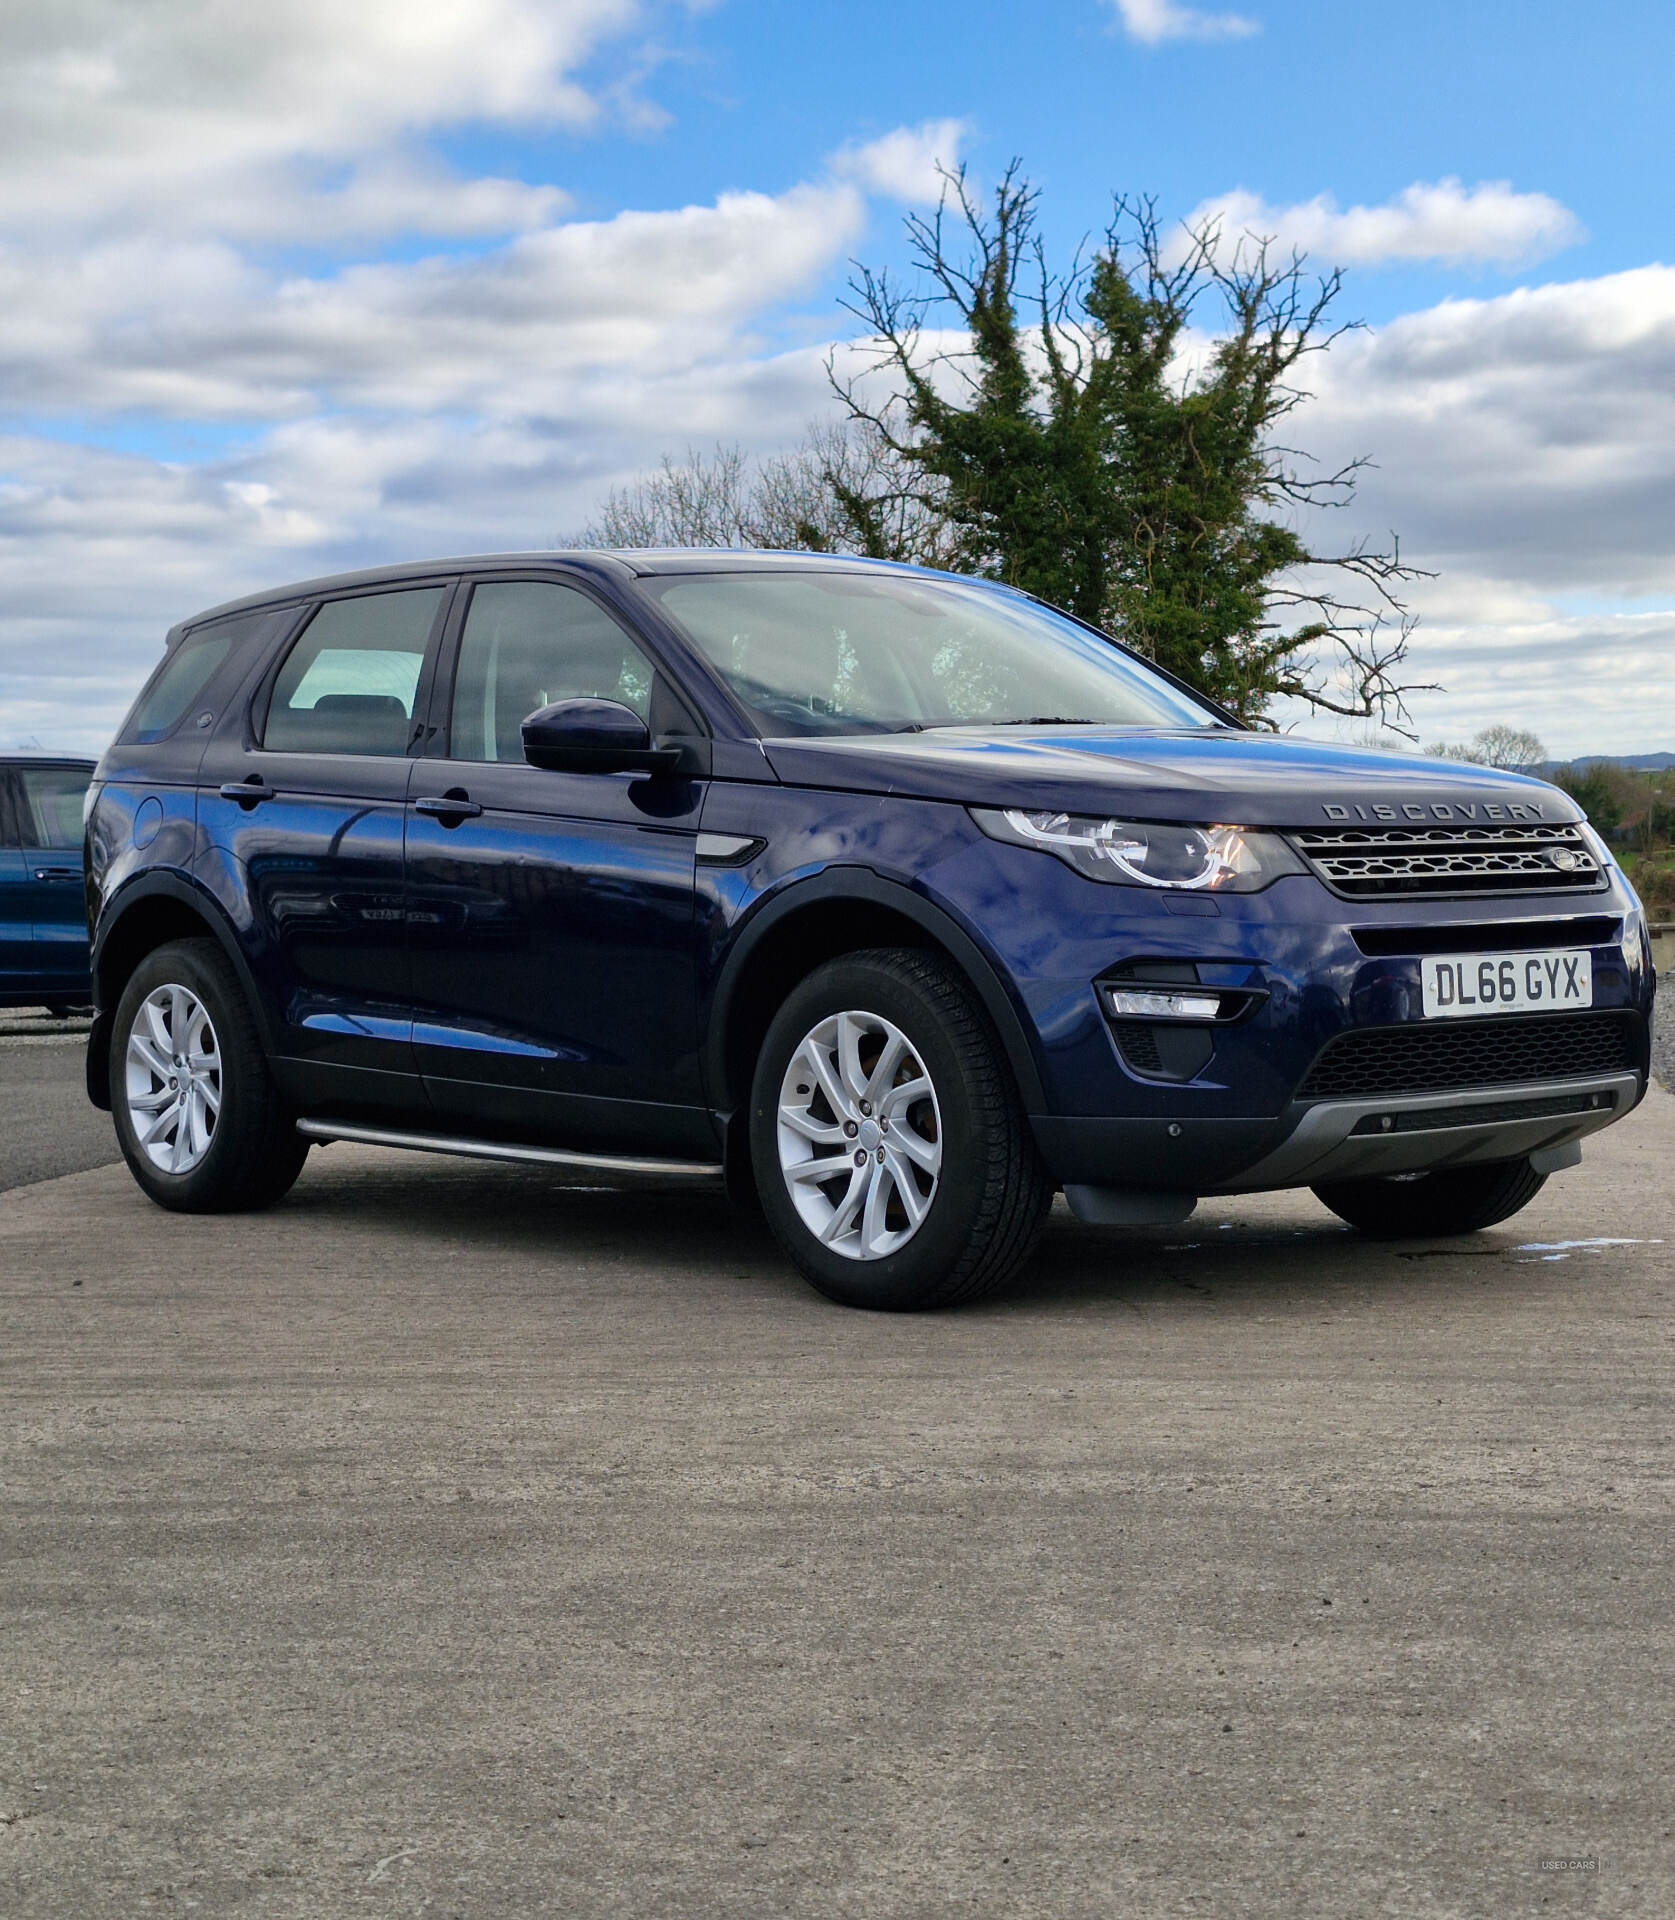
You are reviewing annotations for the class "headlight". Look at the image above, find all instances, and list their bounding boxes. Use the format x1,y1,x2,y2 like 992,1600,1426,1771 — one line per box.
1623,908,1649,977
971,808,1305,891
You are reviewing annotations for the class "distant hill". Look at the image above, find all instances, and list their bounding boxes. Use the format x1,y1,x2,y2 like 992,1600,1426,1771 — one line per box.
1544,752,1675,773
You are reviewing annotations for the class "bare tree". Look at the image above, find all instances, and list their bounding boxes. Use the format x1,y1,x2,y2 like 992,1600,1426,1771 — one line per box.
1427,725,1548,772
577,444,757,549
573,422,958,566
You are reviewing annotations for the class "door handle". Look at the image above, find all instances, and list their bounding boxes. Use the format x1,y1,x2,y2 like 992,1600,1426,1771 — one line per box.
34,866,80,881
220,780,276,805
413,792,483,821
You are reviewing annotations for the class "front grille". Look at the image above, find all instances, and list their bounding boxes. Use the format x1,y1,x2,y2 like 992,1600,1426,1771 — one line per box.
1294,822,1602,898
1113,1022,1163,1074
1350,915,1619,957
1297,1014,1637,1100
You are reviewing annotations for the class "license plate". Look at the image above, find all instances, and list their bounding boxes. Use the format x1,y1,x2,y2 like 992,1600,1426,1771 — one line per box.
1421,949,1593,1019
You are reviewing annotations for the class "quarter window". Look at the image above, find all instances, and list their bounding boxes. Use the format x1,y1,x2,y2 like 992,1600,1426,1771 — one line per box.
449,582,654,763
264,587,445,756
119,610,266,746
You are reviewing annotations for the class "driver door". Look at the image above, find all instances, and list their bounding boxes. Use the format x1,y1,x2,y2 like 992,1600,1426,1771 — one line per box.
405,577,710,1155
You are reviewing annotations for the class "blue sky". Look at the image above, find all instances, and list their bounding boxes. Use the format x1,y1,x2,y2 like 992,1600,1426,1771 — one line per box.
546,0,1675,319
2,0,1673,756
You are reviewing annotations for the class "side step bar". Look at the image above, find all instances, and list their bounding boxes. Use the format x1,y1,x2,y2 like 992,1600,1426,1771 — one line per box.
295,1118,724,1181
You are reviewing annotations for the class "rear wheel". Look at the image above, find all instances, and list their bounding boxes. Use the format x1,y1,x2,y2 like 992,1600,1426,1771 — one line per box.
750,949,1051,1310
111,939,308,1213
1312,1159,1547,1238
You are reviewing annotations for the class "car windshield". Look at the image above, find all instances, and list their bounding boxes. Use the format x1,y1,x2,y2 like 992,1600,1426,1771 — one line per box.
640,569,1224,737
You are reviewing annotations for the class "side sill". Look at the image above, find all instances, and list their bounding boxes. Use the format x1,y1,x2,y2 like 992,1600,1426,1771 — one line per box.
296,1118,724,1181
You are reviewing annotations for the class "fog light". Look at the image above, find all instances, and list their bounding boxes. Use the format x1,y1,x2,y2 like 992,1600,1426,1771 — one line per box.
1105,987,1224,1021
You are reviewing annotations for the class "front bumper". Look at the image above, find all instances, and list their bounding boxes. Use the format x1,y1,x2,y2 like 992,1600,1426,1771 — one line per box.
978,858,1656,1196
1207,1071,1638,1190
1030,1059,1645,1194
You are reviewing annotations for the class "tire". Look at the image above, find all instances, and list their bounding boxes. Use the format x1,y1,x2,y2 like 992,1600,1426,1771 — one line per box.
749,948,1051,1310
110,938,308,1213
1312,1159,1547,1239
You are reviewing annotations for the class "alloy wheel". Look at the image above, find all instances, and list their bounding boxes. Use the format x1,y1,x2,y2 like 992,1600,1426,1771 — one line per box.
124,983,222,1174
776,1009,943,1260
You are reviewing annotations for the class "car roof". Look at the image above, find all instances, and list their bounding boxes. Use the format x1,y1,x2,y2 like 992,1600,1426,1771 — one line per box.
172,548,942,633
1,753,98,769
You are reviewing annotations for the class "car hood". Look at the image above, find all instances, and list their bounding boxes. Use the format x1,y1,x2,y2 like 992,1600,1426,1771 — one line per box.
760,727,1582,830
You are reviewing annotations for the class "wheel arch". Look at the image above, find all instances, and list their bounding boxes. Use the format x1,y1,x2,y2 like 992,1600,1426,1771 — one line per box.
706,869,1048,1122
86,873,272,1110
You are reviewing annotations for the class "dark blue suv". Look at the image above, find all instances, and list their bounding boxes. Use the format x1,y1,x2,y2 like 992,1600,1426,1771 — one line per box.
84,552,1656,1308
3,754,96,1014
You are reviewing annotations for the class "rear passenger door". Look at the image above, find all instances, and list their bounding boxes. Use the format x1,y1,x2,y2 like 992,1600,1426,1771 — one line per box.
197,582,453,1101
405,576,709,1153
12,765,92,997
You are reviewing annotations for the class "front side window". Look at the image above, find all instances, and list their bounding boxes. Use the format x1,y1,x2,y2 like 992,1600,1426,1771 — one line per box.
15,766,91,849
642,570,1223,737
119,610,267,746
449,581,654,763
264,587,445,756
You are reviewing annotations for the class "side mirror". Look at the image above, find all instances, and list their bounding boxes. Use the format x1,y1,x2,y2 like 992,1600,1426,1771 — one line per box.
521,699,681,775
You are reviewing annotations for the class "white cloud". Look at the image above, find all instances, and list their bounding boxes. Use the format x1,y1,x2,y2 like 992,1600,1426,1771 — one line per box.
0,2,924,750
197,160,572,246
0,0,649,242
14,254,1675,761
1278,594,1675,758
0,0,1662,762
1108,0,1258,46
1250,265,1675,752
1183,178,1584,269
0,183,866,421
0,345,843,753
1290,264,1675,597
832,120,969,204
12,256,1675,760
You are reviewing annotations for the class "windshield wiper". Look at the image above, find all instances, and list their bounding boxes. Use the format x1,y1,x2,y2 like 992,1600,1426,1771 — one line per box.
994,716,1100,726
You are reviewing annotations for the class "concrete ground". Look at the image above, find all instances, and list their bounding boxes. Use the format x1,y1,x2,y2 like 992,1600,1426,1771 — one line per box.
0,1011,110,1193
2,1063,1672,1916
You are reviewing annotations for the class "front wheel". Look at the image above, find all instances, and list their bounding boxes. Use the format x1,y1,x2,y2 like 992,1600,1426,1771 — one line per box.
749,949,1051,1310
111,938,308,1213
1312,1159,1547,1238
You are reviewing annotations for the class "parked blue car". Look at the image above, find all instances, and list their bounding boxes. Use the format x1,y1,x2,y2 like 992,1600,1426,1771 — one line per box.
82,552,1655,1308
2,754,96,1013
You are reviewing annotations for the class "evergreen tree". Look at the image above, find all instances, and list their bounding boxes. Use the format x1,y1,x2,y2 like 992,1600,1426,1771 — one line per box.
831,166,1428,727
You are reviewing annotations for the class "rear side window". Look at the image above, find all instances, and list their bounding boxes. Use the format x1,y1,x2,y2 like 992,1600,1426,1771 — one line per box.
263,587,446,756
0,774,22,846
120,610,267,746
15,766,91,849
